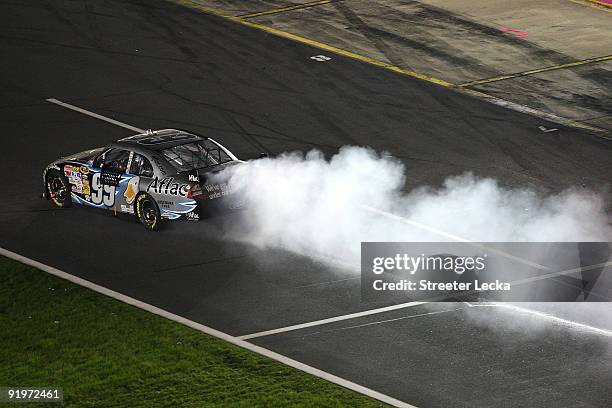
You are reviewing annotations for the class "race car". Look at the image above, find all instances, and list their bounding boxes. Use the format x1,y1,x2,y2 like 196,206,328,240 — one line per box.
43,129,243,230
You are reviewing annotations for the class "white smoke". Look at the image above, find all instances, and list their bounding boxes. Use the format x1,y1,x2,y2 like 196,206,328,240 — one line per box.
213,146,611,270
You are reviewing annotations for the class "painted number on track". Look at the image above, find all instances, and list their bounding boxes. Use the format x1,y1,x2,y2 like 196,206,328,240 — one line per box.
310,55,331,62
538,126,558,133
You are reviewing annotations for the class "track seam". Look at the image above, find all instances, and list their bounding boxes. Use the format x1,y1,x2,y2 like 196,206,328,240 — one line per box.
237,0,334,19
458,55,612,87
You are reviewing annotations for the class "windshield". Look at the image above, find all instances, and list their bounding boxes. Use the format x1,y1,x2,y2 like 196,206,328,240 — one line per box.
161,139,232,172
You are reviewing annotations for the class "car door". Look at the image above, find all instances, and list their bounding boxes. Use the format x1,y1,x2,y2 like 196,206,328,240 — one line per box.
116,152,155,215
90,148,132,210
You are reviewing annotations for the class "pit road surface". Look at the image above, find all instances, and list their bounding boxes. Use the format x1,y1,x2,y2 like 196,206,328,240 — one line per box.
1,1,611,407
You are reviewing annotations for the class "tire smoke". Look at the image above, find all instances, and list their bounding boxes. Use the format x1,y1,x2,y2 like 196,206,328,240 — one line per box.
213,146,610,269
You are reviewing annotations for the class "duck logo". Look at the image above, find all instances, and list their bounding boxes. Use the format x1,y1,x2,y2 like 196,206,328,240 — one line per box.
124,176,140,205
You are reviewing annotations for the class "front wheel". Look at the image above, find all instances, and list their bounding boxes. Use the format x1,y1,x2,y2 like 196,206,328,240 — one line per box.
135,193,161,231
45,170,71,208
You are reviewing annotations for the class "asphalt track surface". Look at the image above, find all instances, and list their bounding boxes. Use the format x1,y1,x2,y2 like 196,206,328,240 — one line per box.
1,1,612,407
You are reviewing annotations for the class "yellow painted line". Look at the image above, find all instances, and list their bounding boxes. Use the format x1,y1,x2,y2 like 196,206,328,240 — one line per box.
569,0,612,12
588,0,612,8
237,0,333,19
458,54,612,88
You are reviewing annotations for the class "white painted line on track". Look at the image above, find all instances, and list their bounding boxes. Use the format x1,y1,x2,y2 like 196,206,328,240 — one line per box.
469,303,612,338
0,247,417,408
46,98,145,133
242,260,612,340
360,204,551,271
510,262,612,292
301,307,469,338
294,276,359,289
239,301,428,340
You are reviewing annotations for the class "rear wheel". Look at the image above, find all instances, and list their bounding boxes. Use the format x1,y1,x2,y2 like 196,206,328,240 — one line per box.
135,193,161,231
45,170,71,208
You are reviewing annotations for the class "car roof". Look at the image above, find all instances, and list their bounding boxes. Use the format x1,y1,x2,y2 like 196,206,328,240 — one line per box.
114,129,204,151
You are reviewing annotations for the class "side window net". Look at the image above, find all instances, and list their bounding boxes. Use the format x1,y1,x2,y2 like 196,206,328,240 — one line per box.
130,153,154,177
101,149,130,173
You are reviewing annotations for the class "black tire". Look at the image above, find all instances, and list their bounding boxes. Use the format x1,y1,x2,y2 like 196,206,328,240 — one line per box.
135,193,162,231
45,170,71,208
